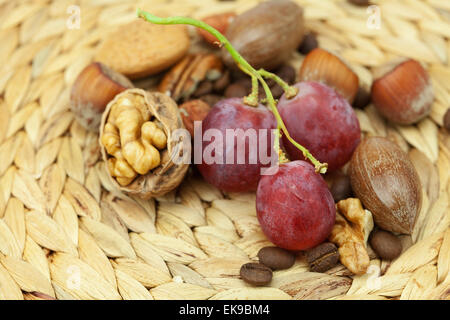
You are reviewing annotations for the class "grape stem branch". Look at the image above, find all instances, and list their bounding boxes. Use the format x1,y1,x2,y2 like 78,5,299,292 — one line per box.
137,9,327,174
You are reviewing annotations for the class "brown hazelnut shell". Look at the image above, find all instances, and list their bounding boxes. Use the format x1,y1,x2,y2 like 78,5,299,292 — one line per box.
99,88,189,199
298,48,359,104
70,62,134,132
371,59,433,125
349,137,422,234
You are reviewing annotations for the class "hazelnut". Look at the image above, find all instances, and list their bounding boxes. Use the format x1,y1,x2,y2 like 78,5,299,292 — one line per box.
179,100,211,137
371,59,433,125
197,12,236,46
70,62,134,132
298,48,359,104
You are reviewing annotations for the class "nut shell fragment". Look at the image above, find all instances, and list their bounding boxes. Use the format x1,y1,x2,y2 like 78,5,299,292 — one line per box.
100,89,189,199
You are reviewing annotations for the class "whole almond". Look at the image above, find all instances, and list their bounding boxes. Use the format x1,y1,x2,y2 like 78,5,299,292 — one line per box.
349,137,422,234
222,0,304,71
96,20,190,79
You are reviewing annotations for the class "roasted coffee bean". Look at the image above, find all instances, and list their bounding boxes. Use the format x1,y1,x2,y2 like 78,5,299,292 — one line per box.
268,65,296,98
353,87,371,109
348,0,371,6
213,70,231,93
305,242,339,273
240,263,273,286
370,229,402,260
444,108,450,131
330,173,353,203
193,81,213,97
298,33,318,55
199,94,222,107
225,83,249,98
270,85,284,99
257,246,296,270
235,78,252,90
276,65,296,84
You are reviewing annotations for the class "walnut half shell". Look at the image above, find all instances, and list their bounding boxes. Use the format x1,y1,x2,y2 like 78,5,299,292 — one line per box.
99,88,189,199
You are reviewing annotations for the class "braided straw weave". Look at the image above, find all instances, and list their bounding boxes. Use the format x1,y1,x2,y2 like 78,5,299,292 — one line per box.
0,0,449,300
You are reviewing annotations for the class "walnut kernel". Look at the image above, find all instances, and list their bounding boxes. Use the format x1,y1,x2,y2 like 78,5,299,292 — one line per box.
329,198,374,275
99,88,188,199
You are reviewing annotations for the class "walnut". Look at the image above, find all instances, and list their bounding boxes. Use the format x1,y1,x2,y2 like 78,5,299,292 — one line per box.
158,53,223,102
329,198,374,275
100,88,189,199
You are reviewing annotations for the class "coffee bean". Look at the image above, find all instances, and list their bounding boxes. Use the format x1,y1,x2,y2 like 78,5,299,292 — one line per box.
262,65,296,98
270,85,284,99
225,83,249,98
193,81,213,97
330,173,353,203
257,246,296,270
213,70,231,93
305,242,339,273
353,87,371,109
444,108,450,131
240,263,273,286
298,33,318,55
199,94,222,107
235,78,252,90
348,0,370,6
276,64,296,84
370,229,402,260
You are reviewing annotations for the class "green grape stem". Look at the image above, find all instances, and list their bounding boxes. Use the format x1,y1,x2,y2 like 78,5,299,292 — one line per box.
137,9,327,174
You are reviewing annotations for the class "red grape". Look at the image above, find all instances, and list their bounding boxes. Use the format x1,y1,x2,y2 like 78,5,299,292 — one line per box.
277,81,361,171
256,160,336,250
196,98,276,192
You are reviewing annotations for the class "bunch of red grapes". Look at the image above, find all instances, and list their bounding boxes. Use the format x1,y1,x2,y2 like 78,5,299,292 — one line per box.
197,81,360,251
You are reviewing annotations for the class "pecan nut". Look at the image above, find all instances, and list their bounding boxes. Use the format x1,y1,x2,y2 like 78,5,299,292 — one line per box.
158,53,224,102
329,198,374,275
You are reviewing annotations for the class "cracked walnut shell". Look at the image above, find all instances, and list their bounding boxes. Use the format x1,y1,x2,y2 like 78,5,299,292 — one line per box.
100,88,189,199
329,198,374,275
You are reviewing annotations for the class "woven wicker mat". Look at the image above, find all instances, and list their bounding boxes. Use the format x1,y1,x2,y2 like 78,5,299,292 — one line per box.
0,0,449,300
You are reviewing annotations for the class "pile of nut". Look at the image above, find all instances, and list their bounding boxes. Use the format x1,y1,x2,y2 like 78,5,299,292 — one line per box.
68,0,448,286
